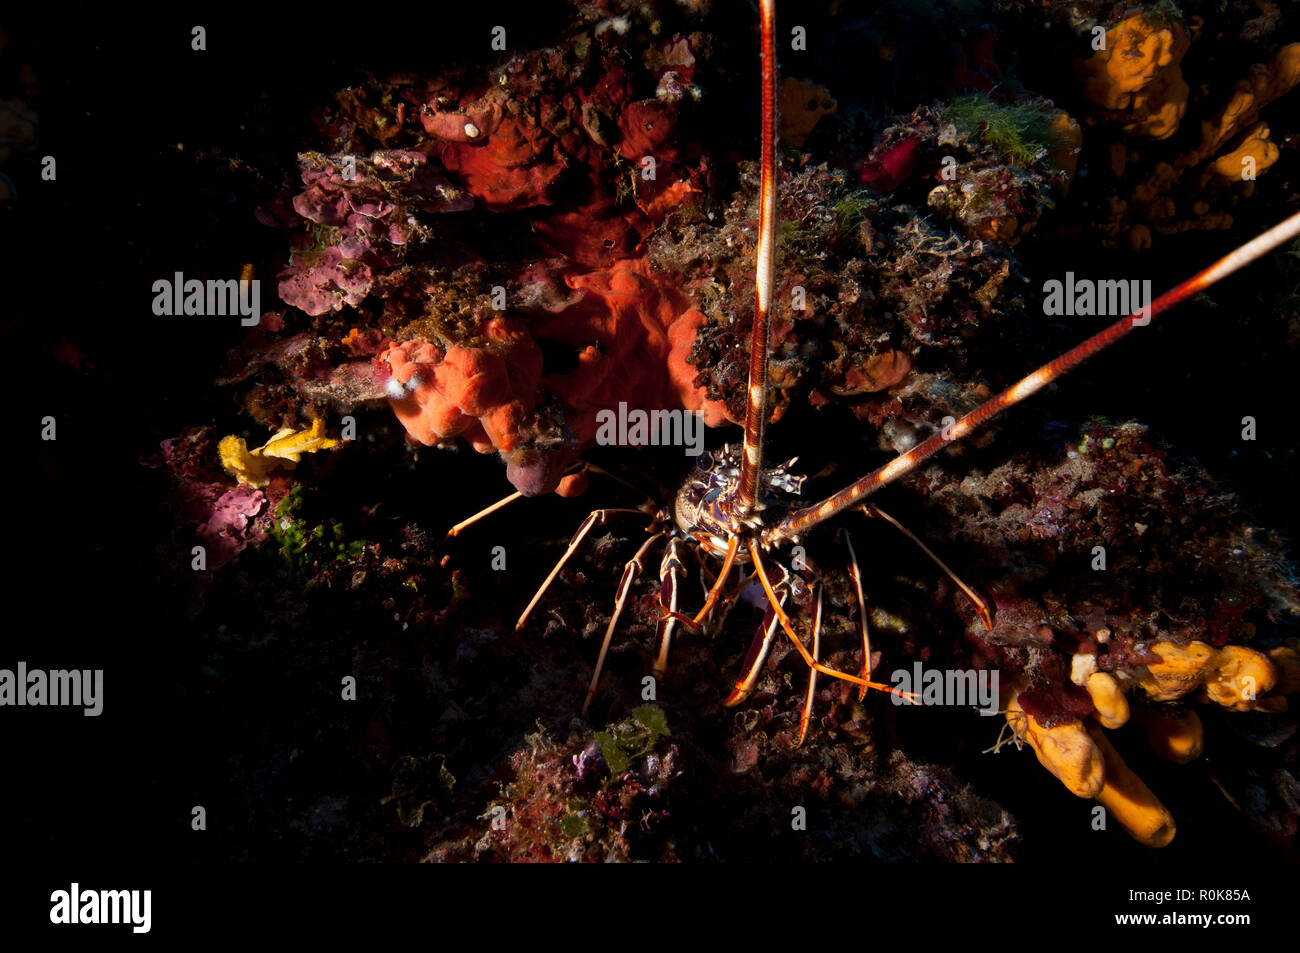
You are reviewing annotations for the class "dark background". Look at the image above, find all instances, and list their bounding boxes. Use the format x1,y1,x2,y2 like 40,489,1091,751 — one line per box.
3,0,1298,876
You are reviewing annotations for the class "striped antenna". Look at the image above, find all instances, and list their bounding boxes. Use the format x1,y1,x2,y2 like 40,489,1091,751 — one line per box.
733,0,779,524
767,208,1300,544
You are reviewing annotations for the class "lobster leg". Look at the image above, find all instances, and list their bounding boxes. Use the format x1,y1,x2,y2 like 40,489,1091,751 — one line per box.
797,584,823,746
447,461,598,538
838,528,873,702
516,508,652,631
445,489,524,538
652,538,690,678
723,574,787,707
748,540,918,702
861,503,995,632
583,532,668,718
692,535,741,627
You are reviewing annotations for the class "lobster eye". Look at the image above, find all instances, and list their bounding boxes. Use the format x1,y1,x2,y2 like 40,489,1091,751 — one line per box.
698,452,714,471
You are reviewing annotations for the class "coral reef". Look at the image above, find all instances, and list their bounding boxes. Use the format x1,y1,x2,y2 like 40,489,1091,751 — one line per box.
133,0,1300,864
907,419,1300,845
648,160,1027,428
382,323,543,456
229,13,733,495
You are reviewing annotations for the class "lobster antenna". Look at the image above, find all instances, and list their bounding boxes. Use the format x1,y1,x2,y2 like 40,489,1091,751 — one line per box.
769,208,1300,544
733,0,779,524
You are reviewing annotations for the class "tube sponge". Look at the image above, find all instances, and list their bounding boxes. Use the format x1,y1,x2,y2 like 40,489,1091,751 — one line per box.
1006,694,1105,799
1085,672,1130,729
1088,725,1177,848
1137,707,1203,764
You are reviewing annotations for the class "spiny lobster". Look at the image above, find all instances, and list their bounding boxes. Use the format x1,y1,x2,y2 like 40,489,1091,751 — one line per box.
450,0,1300,847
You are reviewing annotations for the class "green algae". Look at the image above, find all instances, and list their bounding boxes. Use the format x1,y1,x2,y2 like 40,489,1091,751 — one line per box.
943,95,1058,167
594,705,671,774
267,485,366,573
1137,1,1185,31
558,813,591,838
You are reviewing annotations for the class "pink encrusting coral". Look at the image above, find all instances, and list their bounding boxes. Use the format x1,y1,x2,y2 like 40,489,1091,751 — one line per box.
270,150,473,316
197,485,269,570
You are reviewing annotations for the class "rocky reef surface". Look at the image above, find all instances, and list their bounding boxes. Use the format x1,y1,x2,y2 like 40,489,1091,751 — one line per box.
108,0,1300,861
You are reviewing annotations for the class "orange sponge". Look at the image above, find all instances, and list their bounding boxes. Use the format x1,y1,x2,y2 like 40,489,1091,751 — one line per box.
1006,694,1105,799
1078,13,1190,139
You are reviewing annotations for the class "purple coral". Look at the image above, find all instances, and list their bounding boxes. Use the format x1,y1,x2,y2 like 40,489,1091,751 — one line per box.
196,486,268,571
266,150,472,316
